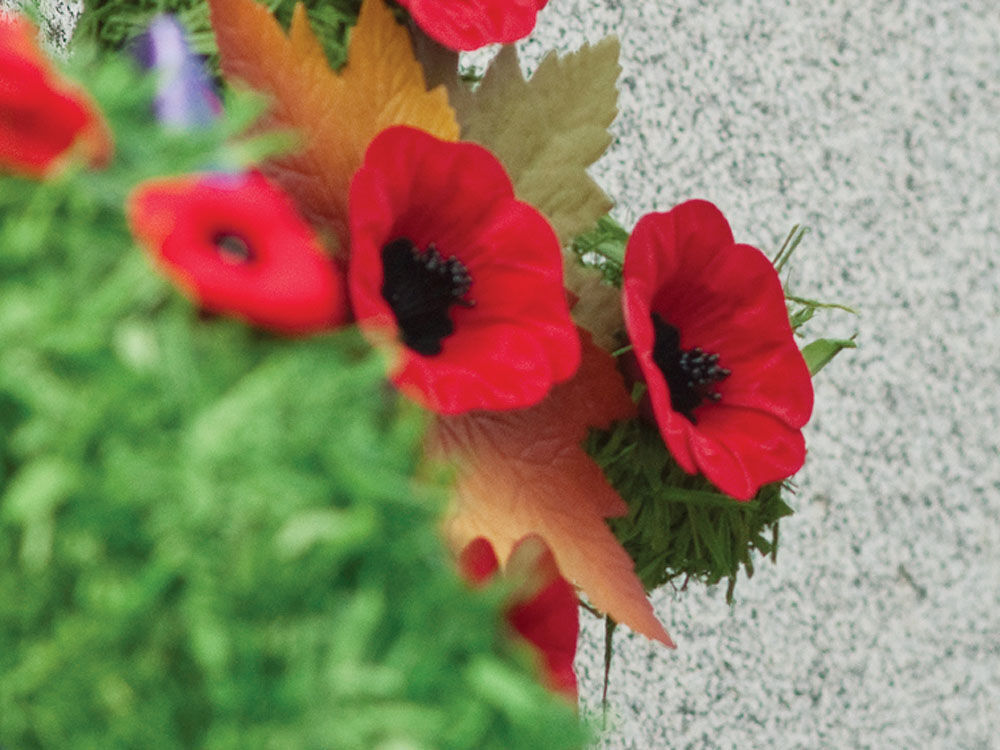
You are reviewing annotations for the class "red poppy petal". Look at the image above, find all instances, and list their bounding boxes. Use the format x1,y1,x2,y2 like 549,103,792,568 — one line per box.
391,321,567,414
459,536,501,586
664,242,814,428
643,374,699,475
451,200,581,384
621,329,702,477
372,130,515,254
458,535,579,699
397,0,549,51
504,535,579,700
627,200,736,306
685,406,808,500
1,15,112,177
128,172,348,334
507,581,579,698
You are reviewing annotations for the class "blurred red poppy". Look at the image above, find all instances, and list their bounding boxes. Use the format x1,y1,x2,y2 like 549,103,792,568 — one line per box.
0,14,111,177
128,171,348,334
396,0,549,51
349,125,579,414
460,535,579,700
622,200,814,500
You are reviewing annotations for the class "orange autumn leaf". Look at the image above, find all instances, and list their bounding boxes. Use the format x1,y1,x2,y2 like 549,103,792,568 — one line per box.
208,0,459,251
431,332,674,646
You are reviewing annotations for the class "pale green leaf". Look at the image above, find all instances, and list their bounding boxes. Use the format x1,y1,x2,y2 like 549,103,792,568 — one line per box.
455,39,621,244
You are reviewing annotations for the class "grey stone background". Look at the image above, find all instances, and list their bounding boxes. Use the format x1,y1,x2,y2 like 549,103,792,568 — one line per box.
512,1,999,747
10,0,999,746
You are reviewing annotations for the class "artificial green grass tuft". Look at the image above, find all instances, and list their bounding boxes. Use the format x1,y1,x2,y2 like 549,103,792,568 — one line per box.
586,418,794,601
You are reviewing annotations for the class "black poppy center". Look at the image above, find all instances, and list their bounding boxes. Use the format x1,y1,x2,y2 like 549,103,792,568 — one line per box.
651,313,730,424
381,237,474,356
212,232,254,265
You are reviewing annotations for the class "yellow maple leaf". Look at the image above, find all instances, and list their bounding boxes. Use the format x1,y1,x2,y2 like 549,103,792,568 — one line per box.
208,0,459,251
454,40,621,245
431,331,674,646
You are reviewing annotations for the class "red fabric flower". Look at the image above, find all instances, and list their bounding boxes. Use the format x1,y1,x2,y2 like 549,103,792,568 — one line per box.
397,0,549,51
460,535,579,700
622,200,814,500
349,125,579,414
128,171,348,334
0,14,111,177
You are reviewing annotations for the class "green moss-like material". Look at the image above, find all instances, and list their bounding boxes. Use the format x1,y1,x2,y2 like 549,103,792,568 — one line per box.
0,51,584,750
586,418,794,602
570,214,628,287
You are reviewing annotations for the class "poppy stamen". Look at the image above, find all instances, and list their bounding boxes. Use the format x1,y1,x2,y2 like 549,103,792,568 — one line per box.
381,237,474,356
651,313,730,423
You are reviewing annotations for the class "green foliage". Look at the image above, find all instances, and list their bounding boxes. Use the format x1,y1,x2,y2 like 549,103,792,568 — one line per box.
802,336,858,376
787,293,858,333
74,0,362,68
570,214,628,287
586,419,794,602
776,225,859,372
0,50,583,750
772,223,808,274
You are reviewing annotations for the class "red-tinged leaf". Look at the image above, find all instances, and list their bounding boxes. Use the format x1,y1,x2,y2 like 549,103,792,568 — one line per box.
431,332,674,646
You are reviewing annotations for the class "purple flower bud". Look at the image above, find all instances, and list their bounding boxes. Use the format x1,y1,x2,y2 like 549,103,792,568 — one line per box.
133,14,221,129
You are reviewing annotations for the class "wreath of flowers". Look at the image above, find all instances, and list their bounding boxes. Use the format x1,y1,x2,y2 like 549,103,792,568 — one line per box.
1,0,854,735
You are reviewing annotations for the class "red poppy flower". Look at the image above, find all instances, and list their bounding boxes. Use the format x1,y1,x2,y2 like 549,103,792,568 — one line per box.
622,200,814,500
349,125,579,414
0,14,111,178
128,171,348,334
396,0,549,51
460,535,579,700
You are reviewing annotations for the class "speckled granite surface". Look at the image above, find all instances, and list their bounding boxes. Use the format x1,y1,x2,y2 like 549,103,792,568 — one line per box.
8,0,999,746
509,1,999,747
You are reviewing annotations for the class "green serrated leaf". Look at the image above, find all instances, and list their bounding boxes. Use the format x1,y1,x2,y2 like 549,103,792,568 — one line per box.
803,337,858,376
454,39,622,244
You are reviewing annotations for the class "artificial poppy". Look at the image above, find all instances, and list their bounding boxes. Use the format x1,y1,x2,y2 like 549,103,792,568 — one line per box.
128,171,348,334
396,0,549,51
0,14,111,178
349,125,580,414
622,200,814,500
460,535,579,700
